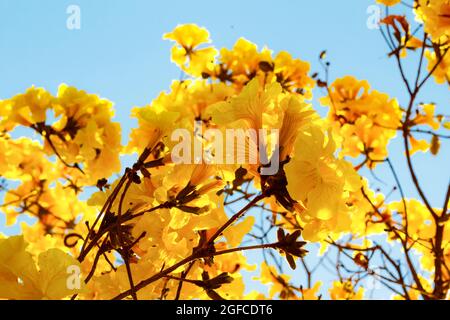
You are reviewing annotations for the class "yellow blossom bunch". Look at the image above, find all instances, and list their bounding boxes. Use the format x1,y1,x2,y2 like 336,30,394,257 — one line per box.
320,76,402,165
164,24,315,99
0,84,122,184
414,0,450,85
415,0,450,42
0,8,449,300
0,135,55,181
388,200,450,279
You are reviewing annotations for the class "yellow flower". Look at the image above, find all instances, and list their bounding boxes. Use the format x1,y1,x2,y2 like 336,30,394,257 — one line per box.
0,236,83,299
278,95,316,160
409,135,429,155
207,78,281,131
412,103,441,130
255,262,294,299
329,280,364,300
376,0,401,6
286,125,360,221
322,76,370,113
189,163,216,186
272,51,315,98
425,48,450,85
218,38,272,86
0,87,53,129
164,24,218,77
164,24,210,51
223,216,255,247
416,0,450,41
299,282,322,300
400,36,423,58
206,78,283,178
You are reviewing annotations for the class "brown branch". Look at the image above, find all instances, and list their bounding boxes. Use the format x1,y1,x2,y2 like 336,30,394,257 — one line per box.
112,241,280,300
417,47,449,90
174,261,195,300
360,187,429,298
206,193,266,245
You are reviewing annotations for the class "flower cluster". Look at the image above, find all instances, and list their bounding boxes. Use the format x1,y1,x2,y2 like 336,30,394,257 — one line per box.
0,85,122,184
320,76,402,166
0,6,448,300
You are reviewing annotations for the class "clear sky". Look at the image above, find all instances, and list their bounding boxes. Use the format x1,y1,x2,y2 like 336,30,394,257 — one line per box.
0,0,449,299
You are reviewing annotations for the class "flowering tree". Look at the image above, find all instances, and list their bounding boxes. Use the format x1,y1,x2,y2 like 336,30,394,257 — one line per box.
0,0,449,300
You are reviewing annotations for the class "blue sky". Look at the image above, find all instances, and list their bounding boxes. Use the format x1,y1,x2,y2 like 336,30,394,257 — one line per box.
0,0,449,299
